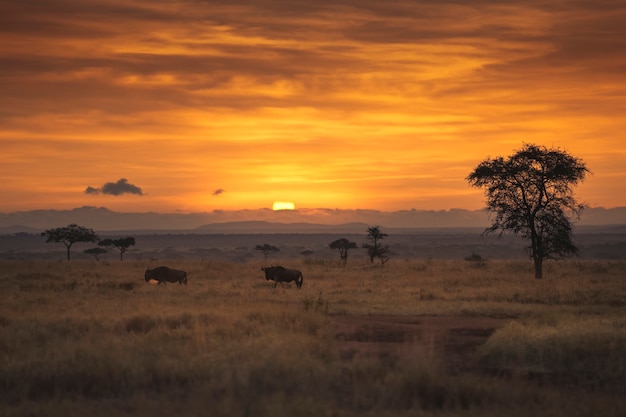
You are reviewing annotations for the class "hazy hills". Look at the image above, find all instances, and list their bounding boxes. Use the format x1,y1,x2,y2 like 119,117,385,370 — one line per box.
1,207,625,262
1,206,625,234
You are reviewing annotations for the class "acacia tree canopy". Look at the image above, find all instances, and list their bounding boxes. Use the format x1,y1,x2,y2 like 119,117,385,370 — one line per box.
329,238,358,265
41,223,98,260
256,243,279,260
99,237,136,260
84,247,107,261
466,143,589,279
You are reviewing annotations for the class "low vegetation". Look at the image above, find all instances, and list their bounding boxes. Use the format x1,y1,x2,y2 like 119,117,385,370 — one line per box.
1,258,625,416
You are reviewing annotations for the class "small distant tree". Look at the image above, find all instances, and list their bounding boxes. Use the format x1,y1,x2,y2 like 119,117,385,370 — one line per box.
99,237,136,260
256,243,280,260
362,226,390,264
464,252,486,268
329,238,358,265
464,252,484,262
84,247,107,261
467,143,589,279
41,224,98,260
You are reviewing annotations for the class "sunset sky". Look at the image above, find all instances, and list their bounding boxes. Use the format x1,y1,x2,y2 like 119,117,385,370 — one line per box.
2,0,625,214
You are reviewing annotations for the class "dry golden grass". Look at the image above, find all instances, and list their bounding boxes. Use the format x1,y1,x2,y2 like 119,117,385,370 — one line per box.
1,258,625,416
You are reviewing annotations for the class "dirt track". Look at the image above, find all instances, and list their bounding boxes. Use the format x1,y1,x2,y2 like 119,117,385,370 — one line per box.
333,315,509,373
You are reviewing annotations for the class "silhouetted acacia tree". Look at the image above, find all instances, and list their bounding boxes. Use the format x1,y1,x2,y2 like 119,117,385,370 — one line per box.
362,226,390,264
84,247,107,261
41,224,98,260
329,238,358,265
99,237,136,260
467,143,589,279
256,243,279,260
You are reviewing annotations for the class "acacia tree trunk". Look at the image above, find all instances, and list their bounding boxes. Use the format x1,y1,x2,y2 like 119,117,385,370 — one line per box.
340,250,347,266
65,243,71,261
534,256,543,279
530,224,543,279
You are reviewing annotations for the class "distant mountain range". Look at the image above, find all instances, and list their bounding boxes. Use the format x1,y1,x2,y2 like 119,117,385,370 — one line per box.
1,206,625,234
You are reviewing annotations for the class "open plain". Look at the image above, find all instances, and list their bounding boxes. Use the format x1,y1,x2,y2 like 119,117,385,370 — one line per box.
1,231,625,416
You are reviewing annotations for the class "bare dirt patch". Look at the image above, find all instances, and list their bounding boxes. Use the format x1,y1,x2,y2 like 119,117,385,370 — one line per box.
333,315,509,373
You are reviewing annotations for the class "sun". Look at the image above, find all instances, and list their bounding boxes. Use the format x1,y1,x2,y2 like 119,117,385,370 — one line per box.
272,201,295,211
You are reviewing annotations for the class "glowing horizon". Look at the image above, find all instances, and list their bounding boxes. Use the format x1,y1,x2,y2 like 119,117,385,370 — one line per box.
1,1,625,214
272,202,296,211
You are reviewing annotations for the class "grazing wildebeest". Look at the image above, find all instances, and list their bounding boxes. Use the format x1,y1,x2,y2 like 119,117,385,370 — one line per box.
261,265,303,289
145,266,188,285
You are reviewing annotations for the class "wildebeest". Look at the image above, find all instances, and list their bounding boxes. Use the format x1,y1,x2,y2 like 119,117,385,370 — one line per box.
261,265,303,289
145,266,188,285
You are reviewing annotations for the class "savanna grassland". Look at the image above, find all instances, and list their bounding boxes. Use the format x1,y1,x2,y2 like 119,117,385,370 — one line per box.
1,258,625,417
